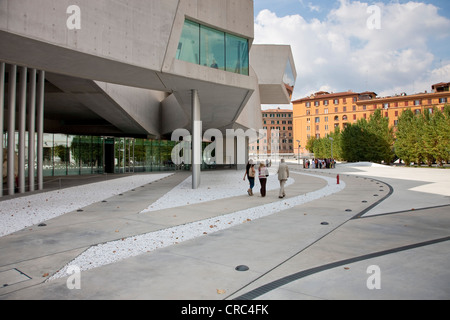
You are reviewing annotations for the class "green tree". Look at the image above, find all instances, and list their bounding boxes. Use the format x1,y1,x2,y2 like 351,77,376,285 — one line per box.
341,123,375,162
305,136,317,155
394,109,418,166
340,110,394,163
421,110,436,166
395,106,450,166
366,109,395,163
328,127,342,160
422,107,450,166
305,127,342,160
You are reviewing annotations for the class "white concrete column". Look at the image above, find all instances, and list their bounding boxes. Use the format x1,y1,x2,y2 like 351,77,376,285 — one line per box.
28,69,37,192
0,62,5,197
7,65,17,195
36,70,45,190
191,89,201,189
18,66,27,193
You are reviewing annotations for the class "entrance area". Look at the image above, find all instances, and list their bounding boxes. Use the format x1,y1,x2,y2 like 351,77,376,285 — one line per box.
107,137,136,174
3,131,225,195
39,134,180,177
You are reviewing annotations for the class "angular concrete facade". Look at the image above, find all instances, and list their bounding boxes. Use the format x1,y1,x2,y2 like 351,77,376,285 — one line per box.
0,0,296,194
250,45,297,105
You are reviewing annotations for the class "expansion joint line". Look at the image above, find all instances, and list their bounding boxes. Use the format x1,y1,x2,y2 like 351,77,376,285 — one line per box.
226,173,395,300
232,236,450,300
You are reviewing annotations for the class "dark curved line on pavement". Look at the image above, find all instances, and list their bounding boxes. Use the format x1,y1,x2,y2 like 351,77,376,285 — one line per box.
233,236,450,300
351,177,394,219
230,174,444,300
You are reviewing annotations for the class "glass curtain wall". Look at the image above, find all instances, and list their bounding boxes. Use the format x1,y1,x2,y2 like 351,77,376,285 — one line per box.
225,34,249,76
43,134,104,176
3,131,217,180
177,19,249,76
200,25,225,70
41,135,183,176
177,20,200,64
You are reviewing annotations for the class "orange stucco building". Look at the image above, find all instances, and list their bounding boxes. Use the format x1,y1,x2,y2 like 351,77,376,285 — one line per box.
292,82,450,153
249,108,293,157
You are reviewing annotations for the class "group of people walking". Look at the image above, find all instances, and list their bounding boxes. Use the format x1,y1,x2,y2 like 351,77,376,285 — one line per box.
304,158,335,169
243,159,289,199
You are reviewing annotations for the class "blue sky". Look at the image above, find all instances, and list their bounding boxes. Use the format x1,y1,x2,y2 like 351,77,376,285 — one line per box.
255,0,450,20
253,0,450,103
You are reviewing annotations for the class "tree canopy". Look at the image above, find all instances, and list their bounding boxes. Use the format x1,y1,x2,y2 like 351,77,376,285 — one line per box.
306,106,450,166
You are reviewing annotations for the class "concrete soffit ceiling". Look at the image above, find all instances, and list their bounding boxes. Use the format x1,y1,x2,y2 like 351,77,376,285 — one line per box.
0,0,260,137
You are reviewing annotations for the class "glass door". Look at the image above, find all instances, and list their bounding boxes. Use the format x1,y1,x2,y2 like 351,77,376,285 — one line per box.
114,138,135,174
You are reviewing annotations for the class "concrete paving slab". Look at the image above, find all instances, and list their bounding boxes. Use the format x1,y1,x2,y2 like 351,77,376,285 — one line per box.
256,240,450,300
0,164,449,301
229,205,450,300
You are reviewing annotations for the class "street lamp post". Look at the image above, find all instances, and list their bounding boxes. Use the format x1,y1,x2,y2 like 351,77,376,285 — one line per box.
296,140,301,167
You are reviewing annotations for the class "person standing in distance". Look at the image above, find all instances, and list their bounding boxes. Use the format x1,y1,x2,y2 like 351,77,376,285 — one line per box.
277,159,289,198
258,162,269,197
243,159,255,196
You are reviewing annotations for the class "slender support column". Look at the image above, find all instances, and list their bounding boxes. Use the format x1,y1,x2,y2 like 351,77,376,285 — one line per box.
36,70,45,190
0,62,5,197
18,66,27,194
123,138,127,173
7,65,17,195
191,89,201,189
28,69,36,192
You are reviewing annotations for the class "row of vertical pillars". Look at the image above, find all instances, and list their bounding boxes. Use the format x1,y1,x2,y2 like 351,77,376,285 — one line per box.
0,62,45,197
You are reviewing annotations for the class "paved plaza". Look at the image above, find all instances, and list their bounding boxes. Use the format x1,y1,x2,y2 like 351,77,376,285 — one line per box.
0,162,449,300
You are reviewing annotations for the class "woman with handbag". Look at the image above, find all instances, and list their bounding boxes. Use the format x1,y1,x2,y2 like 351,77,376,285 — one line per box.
243,160,256,196
258,162,269,197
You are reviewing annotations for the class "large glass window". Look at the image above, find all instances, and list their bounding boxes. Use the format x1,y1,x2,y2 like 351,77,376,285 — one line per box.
225,33,249,75
27,133,227,179
177,20,200,65
200,25,225,70
177,19,249,76
53,134,69,176
283,60,295,99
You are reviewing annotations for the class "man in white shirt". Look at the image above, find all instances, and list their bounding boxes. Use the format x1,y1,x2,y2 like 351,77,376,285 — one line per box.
277,159,289,198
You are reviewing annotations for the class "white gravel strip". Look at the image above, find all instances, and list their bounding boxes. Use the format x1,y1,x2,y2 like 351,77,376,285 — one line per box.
141,168,294,212
49,171,345,280
0,173,173,237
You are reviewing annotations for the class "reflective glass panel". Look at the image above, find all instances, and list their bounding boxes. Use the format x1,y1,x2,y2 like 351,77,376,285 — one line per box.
70,135,96,175
226,34,249,75
177,19,249,76
283,60,295,99
200,25,225,70
177,20,200,65
43,133,53,177
53,134,68,176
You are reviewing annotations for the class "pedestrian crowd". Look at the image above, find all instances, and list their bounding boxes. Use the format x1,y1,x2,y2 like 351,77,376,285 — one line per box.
243,158,289,199
304,158,335,169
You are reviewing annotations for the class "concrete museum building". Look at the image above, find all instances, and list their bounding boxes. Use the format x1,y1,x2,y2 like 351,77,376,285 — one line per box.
0,0,297,195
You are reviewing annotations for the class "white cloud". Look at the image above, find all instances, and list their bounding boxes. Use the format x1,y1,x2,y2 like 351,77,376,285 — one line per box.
255,1,450,100
308,2,321,12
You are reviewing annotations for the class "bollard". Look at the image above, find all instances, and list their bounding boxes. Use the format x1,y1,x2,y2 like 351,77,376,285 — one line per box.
337,174,340,185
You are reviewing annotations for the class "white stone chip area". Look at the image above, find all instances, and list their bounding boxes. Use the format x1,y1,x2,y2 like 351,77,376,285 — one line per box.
141,168,293,212
49,171,345,280
0,173,173,237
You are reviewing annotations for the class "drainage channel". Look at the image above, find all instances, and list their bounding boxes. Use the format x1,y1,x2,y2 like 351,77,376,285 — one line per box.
0,269,32,288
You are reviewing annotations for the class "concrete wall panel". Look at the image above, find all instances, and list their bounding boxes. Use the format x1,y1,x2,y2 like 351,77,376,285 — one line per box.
1,0,179,71
235,67,263,131
95,81,167,137
250,45,297,105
